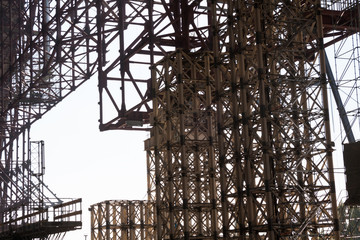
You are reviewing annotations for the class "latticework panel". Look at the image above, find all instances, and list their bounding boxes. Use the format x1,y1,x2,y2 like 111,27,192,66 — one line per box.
95,0,228,130
90,200,155,240
0,0,97,236
0,0,97,152
147,50,221,239
146,1,340,239
220,1,338,238
325,0,360,142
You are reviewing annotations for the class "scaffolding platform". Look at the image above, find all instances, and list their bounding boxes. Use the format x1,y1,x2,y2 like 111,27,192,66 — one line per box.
0,198,82,239
0,221,81,239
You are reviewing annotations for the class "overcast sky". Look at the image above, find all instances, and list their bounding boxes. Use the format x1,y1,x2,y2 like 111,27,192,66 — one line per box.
31,77,149,239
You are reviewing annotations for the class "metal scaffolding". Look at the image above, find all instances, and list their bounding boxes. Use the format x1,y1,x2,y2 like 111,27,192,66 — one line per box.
2,0,360,239
144,1,345,239
90,200,155,240
97,0,360,239
0,134,82,239
0,0,96,238
147,51,220,239
326,0,360,143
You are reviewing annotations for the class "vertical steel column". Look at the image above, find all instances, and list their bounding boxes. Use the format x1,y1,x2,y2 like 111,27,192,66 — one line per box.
292,12,307,238
150,63,162,240
129,202,135,240
316,1,340,239
96,0,105,130
176,50,190,239
121,203,128,239
112,203,116,240
236,2,258,238
254,2,275,239
204,52,219,239
163,58,175,239
191,61,202,236
91,204,95,240
227,1,246,238
210,1,229,238
140,202,144,240
105,201,110,240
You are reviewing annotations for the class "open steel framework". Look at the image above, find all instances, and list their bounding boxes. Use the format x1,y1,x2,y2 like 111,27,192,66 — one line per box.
1,0,360,239
96,0,360,239
90,200,155,240
0,0,97,238
326,1,360,144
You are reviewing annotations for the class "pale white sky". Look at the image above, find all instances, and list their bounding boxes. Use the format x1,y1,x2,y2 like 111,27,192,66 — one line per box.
31,77,149,239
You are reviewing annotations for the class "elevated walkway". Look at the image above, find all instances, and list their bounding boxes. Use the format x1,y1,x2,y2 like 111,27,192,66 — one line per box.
0,199,82,239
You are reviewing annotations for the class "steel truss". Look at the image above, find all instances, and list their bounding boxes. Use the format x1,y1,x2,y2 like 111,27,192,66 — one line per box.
1,0,359,239
0,0,97,237
96,0,214,130
90,200,155,240
325,0,360,143
146,1,340,239
0,129,82,239
147,50,221,239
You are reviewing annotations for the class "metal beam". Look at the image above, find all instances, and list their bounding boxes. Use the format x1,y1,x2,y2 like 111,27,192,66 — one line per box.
325,52,356,143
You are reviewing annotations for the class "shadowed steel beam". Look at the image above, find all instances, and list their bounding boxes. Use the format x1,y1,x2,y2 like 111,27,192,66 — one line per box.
325,52,356,143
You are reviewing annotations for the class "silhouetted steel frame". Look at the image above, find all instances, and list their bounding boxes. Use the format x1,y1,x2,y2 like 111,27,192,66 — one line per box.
96,0,213,131
97,0,360,133
0,0,97,237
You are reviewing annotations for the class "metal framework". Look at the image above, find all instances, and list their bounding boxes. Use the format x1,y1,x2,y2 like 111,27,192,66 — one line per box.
96,0,214,130
146,0,344,239
0,134,82,239
148,32,338,239
147,50,221,239
2,0,360,239
325,1,360,143
0,0,97,238
90,200,155,240
96,0,360,239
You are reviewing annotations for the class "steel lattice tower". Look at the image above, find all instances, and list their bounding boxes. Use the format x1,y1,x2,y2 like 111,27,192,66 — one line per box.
138,0,354,238
145,1,340,237
1,0,360,239
0,0,96,238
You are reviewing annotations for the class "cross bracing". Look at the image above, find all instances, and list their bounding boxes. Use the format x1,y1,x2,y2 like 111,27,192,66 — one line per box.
1,0,360,239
